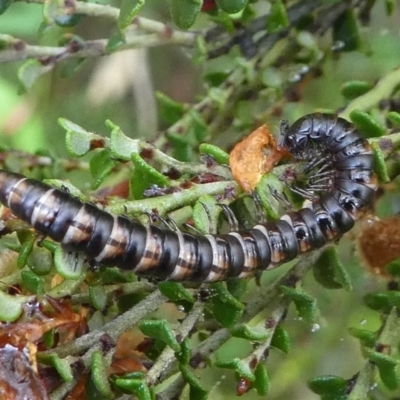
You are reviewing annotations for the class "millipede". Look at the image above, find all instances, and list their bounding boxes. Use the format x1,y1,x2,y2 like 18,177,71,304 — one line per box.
0,113,377,282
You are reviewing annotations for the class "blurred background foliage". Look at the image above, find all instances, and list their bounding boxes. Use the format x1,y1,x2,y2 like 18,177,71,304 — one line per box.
1,1,400,399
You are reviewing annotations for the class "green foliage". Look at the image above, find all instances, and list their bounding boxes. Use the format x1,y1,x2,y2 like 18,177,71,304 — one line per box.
118,0,145,30
140,319,181,351
114,378,153,399
169,0,202,29
0,290,29,322
90,350,113,398
341,80,372,100
0,0,12,15
280,286,318,323
265,0,289,33
38,352,74,383
308,375,348,399
332,9,361,52
198,143,229,165
350,109,386,138
313,246,352,290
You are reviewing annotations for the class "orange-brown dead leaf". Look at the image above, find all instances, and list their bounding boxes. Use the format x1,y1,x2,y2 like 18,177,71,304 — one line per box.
358,215,400,276
0,297,87,349
229,125,288,192
109,355,151,375
109,329,152,375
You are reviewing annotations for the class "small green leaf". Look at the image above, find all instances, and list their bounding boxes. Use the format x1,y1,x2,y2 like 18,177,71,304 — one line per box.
215,357,255,381
227,279,248,300
348,327,376,348
192,195,221,234
215,0,248,14
260,67,283,88
130,152,170,198
387,111,400,127
157,282,195,303
253,363,270,396
0,0,13,14
212,282,245,309
208,87,229,107
379,364,400,390
341,80,372,100
89,286,108,311
91,350,113,398
270,325,290,354
363,292,391,313
43,329,55,349
40,239,59,253
18,59,53,92
363,349,399,390
256,174,283,220
116,371,146,380
21,270,44,295
90,149,117,190
230,324,270,340
17,232,36,269
59,118,101,157
118,0,145,30
106,30,126,52
107,120,139,160
167,132,193,161
385,0,395,15
371,141,390,183
313,246,352,290
169,0,202,29
114,378,153,399
27,246,53,276
38,352,74,382
100,267,132,284
349,110,386,138
265,0,289,33
176,339,190,365
211,282,244,327
387,291,400,309
385,258,400,276
211,297,244,328
156,91,185,125
0,290,29,322
203,71,229,87
308,375,348,395
188,110,208,142
180,365,209,400
280,286,318,323
199,143,229,165
333,9,361,51
140,319,180,352
54,247,86,279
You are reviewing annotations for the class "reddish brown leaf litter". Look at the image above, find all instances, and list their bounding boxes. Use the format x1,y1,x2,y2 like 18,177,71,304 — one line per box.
358,215,400,276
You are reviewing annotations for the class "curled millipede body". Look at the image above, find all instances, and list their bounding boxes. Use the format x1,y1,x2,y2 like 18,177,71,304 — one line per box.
0,113,377,282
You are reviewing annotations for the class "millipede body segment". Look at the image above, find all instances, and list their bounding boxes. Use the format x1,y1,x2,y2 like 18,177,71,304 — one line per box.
0,114,377,282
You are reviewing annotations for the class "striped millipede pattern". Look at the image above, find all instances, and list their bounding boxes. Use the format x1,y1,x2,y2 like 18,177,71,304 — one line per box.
0,113,377,282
